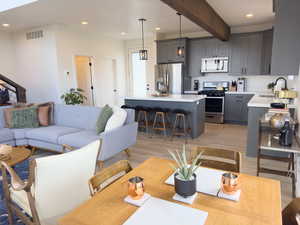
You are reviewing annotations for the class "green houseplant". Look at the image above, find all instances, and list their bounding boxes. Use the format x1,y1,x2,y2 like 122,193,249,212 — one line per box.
168,145,202,197
61,88,87,105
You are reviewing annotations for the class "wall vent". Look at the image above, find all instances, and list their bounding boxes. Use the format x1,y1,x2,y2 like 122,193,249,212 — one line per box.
26,30,43,40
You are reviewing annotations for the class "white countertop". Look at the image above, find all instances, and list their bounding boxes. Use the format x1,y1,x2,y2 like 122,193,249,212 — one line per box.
125,94,206,102
248,94,297,108
226,91,256,95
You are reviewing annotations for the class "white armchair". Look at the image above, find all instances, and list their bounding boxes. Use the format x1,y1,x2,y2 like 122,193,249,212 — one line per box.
1,140,101,225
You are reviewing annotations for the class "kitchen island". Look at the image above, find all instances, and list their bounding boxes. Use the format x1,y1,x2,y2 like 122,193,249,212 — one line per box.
247,94,297,157
125,94,206,138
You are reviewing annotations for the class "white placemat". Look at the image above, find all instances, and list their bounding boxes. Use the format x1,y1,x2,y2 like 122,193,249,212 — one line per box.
165,167,241,201
122,197,208,225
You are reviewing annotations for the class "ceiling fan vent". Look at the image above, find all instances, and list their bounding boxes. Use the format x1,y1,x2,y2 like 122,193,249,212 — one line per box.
26,30,43,40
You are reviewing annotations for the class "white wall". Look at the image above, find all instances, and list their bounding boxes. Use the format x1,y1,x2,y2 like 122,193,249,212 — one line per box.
125,36,157,95
13,26,61,103
54,26,126,106
0,31,16,80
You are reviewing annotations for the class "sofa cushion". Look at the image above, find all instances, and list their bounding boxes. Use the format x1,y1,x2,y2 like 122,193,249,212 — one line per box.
0,128,14,142
26,126,80,144
54,104,101,130
58,130,100,148
11,128,34,140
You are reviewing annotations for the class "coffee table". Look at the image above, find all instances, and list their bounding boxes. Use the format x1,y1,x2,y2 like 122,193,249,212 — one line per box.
0,147,32,166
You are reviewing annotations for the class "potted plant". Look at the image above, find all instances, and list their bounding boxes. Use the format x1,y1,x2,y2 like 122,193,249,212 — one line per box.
61,88,87,105
168,145,202,198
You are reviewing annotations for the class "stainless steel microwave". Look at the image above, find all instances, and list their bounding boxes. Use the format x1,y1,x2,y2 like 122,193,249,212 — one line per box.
201,57,229,73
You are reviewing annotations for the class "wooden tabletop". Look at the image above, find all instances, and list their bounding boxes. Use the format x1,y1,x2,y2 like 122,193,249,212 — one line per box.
59,157,282,225
1,147,31,166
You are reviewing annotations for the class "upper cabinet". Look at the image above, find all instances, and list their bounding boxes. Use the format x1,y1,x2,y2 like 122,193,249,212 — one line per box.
261,29,273,75
230,33,263,76
156,39,187,64
271,0,300,76
157,29,274,76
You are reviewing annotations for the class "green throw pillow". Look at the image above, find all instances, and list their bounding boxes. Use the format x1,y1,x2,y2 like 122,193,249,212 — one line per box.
96,105,113,134
11,106,39,129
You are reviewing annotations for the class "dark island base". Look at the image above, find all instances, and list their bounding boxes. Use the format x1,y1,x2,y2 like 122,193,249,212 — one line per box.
125,99,205,139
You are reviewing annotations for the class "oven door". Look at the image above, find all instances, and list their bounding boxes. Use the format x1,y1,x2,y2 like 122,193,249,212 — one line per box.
205,97,224,114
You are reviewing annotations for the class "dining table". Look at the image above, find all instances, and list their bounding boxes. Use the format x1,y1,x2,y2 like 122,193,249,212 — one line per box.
58,157,282,225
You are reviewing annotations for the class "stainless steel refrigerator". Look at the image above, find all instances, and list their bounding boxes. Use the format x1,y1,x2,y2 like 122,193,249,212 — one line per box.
155,63,183,94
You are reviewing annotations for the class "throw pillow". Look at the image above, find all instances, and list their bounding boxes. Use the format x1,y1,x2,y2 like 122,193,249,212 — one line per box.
105,107,127,132
4,104,34,128
11,106,39,129
38,105,50,126
37,102,54,125
96,105,113,134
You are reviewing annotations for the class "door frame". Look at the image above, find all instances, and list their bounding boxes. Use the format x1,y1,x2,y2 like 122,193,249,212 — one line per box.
74,55,95,105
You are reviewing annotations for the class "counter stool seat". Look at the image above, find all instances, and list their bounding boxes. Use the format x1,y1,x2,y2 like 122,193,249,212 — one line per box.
152,108,170,137
172,109,190,143
136,106,152,134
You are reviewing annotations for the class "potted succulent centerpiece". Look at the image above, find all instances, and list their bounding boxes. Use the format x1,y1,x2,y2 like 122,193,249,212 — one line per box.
168,145,202,198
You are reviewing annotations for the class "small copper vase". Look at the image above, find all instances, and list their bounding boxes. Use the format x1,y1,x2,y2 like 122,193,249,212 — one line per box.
128,176,144,200
221,173,240,195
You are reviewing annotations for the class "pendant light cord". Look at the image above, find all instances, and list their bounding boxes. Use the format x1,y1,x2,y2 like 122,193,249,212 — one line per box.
141,19,145,50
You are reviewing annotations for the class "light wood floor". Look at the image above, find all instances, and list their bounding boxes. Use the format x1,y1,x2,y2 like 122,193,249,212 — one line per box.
106,123,293,209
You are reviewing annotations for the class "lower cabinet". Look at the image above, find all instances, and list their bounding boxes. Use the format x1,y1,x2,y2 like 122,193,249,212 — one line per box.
224,94,254,124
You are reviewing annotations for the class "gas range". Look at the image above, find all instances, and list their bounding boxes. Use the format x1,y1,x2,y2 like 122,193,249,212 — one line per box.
199,90,225,97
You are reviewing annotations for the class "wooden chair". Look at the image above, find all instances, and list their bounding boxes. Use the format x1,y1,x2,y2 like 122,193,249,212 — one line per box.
1,140,101,225
282,198,300,225
189,146,241,173
89,160,132,196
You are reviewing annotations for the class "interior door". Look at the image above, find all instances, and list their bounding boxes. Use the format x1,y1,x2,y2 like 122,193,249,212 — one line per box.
75,56,93,105
93,57,118,107
129,51,147,96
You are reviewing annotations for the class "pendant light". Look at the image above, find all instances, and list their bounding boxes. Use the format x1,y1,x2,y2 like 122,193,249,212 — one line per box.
139,18,148,60
177,12,184,57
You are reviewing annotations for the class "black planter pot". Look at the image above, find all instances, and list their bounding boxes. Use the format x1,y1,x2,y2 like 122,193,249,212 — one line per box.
174,173,196,198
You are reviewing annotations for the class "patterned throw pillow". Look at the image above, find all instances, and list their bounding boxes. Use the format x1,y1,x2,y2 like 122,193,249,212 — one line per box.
11,106,39,129
96,105,113,134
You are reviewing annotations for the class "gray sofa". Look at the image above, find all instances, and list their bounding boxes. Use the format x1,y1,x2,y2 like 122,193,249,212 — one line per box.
0,104,138,162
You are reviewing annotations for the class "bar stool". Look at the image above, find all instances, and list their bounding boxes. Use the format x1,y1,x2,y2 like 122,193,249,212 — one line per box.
136,106,152,134
152,107,170,137
171,109,190,142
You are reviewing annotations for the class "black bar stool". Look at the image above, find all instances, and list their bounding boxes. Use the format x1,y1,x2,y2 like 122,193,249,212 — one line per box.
152,107,170,137
171,109,190,142
136,106,152,134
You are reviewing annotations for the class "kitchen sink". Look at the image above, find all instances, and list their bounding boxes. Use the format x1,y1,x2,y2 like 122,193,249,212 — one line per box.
259,94,275,98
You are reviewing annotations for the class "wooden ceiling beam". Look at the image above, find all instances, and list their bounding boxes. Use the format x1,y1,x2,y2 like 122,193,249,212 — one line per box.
161,0,231,41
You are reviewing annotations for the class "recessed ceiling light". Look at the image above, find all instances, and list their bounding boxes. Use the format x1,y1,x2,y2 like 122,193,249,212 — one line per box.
246,13,254,18
81,21,88,25
121,32,126,35
2,23,10,27
155,27,161,31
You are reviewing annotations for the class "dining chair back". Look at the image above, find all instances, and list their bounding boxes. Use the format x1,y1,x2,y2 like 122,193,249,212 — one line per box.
282,198,300,225
89,160,132,196
189,146,241,173
1,140,101,225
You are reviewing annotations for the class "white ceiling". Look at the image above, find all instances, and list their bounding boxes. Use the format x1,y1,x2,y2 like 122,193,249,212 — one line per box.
0,0,274,39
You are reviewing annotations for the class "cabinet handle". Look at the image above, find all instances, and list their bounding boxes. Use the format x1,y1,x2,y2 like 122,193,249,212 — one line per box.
268,64,271,74
244,68,247,74
241,68,244,74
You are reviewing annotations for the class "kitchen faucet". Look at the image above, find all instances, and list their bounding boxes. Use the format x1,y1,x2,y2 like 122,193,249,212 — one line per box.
274,77,288,90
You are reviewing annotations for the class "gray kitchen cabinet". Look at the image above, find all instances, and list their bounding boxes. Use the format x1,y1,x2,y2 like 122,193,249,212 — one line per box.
271,0,300,76
225,94,254,124
187,39,206,77
261,29,273,75
157,39,187,64
230,33,263,76
230,36,248,75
